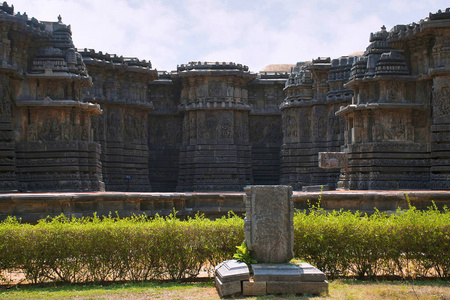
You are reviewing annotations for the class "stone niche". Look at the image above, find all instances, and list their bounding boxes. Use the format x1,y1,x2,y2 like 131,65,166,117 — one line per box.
176,62,256,191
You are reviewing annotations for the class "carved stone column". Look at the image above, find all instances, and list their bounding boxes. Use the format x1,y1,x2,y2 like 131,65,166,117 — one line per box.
430,27,450,189
176,62,256,191
0,75,18,192
80,49,158,191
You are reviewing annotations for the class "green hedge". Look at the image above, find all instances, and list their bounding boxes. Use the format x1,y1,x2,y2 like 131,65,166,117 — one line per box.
294,203,450,279
0,203,448,284
0,213,244,283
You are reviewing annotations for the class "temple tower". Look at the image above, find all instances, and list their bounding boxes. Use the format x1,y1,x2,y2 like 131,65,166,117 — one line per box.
280,57,352,190
427,9,450,189
176,62,256,191
336,25,431,190
80,49,158,192
12,17,104,191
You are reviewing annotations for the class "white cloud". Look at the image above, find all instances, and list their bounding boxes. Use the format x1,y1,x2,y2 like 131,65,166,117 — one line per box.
9,0,450,72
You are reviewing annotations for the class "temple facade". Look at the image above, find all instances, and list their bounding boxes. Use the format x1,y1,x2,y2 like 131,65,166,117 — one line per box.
0,2,449,192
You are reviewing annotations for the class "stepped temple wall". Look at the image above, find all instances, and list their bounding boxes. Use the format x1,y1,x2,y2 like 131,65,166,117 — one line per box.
0,2,449,193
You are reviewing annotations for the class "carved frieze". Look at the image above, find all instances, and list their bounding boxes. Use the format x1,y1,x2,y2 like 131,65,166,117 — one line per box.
433,81,450,118
219,112,233,138
107,111,122,140
282,110,298,138
318,152,348,169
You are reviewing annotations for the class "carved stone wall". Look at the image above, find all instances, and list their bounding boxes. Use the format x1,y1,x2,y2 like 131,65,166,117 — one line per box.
0,3,449,193
176,62,256,191
248,72,287,185
0,74,17,192
148,73,183,191
334,21,436,190
80,49,158,191
431,46,450,189
0,7,105,192
281,58,351,190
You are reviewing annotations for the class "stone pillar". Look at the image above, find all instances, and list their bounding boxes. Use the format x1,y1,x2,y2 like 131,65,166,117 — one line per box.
0,75,18,192
176,62,256,191
244,185,293,263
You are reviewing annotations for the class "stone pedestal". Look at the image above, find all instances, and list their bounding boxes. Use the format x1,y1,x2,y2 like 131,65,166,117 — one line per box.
215,185,328,297
215,261,328,297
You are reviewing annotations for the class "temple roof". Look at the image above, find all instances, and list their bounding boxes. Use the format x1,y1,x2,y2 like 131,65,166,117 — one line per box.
260,64,295,73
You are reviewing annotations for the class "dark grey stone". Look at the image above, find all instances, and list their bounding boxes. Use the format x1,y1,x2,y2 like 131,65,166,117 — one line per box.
244,185,294,263
252,264,301,282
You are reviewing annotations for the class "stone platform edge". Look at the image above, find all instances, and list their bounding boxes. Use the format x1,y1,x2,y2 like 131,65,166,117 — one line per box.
0,190,449,222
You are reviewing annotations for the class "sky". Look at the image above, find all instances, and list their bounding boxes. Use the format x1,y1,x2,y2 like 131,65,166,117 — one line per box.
9,0,450,72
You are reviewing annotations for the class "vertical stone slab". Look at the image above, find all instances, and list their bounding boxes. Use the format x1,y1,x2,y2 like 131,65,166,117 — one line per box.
244,185,293,263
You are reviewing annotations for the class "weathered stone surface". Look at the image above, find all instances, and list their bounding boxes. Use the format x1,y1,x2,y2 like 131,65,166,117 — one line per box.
242,281,267,296
302,184,330,192
0,4,449,194
298,263,327,282
215,276,241,297
215,259,250,283
319,152,348,169
266,281,329,295
244,185,293,263
252,264,301,282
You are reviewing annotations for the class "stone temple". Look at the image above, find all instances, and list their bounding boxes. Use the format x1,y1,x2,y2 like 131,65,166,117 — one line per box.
0,3,449,194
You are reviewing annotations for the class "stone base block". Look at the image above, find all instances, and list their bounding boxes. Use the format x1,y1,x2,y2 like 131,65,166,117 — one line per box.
302,184,330,192
215,259,250,283
215,276,241,297
242,281,266,296
252,264,301,281
214,261,328,297
298,263,327,282
266,280,329,295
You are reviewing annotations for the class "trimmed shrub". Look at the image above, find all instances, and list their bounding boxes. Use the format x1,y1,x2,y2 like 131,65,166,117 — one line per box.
0,212,244,283
293,203,450,279
0,203,448,284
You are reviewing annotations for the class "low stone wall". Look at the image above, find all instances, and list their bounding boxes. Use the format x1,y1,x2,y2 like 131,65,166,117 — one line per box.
293,190,450,213
0,190,449,222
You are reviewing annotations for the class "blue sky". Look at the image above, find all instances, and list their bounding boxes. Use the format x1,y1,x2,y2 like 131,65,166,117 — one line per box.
11,0,450,72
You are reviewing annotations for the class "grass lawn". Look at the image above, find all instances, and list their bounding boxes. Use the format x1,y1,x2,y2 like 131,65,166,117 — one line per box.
0,279,449,299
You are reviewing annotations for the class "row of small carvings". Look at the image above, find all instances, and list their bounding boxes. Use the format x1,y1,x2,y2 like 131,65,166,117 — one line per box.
369,8,450,44
0,4,47,32
78,49,152,69
178,61,249,72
